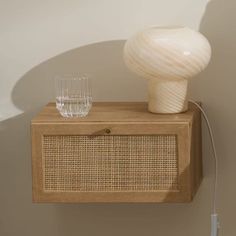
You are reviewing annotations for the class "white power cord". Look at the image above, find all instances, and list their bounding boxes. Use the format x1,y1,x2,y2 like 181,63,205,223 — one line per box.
189,100,219,236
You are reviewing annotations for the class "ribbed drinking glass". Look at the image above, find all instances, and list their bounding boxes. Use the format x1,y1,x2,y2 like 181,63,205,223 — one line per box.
55,74,92,117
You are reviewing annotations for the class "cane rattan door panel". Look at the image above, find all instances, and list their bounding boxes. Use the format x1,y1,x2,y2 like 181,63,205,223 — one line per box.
43,135,178,192
31,102,202,203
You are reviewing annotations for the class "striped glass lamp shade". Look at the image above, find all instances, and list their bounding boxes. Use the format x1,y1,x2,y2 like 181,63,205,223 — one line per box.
124,26,211,113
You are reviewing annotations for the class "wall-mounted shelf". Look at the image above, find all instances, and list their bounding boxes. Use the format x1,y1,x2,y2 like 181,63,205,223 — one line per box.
31,102,202,203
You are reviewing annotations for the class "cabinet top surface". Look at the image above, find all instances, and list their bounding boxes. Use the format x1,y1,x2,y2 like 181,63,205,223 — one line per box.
32,102,198,124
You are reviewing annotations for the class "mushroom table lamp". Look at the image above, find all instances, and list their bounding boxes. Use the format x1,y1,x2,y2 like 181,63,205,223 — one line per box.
124,26,211,113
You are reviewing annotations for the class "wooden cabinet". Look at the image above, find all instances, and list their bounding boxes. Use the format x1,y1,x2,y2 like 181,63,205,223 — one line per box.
31,102,202,203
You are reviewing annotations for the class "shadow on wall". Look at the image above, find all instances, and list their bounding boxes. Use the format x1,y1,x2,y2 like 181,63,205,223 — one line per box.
196,0,236,193
192,0,236,112
11,40,146,113
190,0,236,235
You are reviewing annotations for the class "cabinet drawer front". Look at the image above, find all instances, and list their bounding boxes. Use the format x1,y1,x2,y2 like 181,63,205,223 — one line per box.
32,122,190,202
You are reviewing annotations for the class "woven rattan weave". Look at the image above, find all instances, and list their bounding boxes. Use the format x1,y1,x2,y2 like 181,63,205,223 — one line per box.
43,135,178,192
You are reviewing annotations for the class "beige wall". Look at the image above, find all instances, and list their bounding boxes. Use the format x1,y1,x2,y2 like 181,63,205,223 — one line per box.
0,0,235,235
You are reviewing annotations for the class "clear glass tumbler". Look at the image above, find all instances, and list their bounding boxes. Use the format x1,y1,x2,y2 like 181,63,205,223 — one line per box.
55,74,92,118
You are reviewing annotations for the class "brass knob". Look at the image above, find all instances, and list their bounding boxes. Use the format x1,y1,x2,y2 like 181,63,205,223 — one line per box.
105,128,111,134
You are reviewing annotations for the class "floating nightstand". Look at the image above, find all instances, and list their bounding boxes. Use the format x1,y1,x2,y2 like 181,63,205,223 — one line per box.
31,102,202,203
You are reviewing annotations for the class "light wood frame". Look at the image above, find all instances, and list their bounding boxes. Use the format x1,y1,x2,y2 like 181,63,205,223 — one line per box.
31,102,202,203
